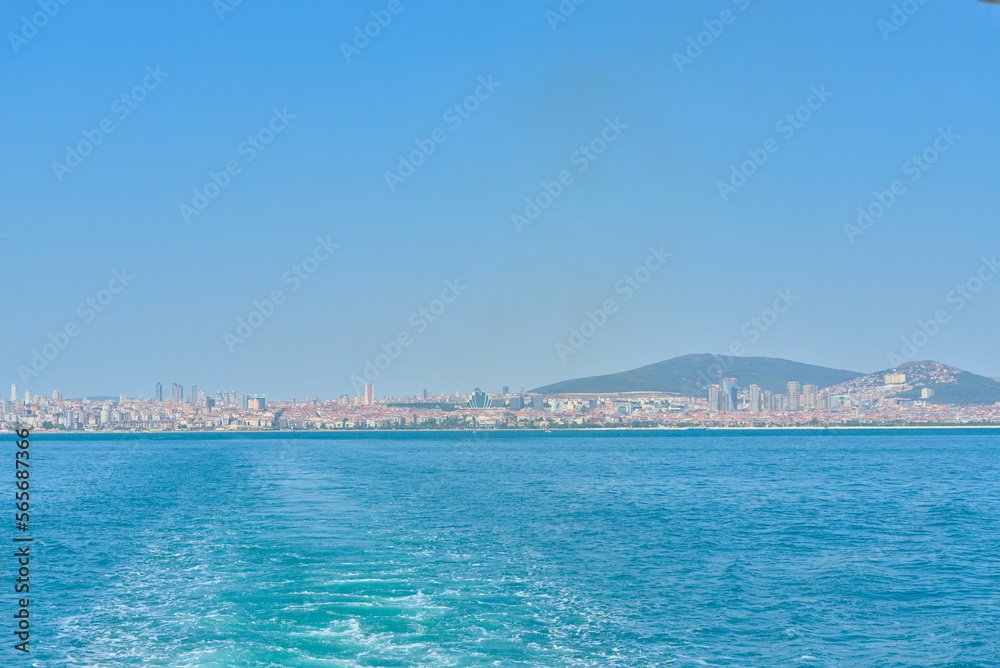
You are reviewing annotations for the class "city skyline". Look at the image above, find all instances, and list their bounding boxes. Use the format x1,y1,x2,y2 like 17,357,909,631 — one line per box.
7,352,1000,405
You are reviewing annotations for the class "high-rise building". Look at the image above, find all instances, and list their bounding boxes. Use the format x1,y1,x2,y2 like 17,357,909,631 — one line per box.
721,378,738,412
155,383,162,402
749,385,762,412
762,390,772,411
774,393,785,410
508,396,524,410
467,391,492,409
24,390,32,404
171,383,183,402
708,385,720,411
787,382,802,411
10,384,18,403
803,384,818,411
531,395,544,410
502,386,509,396
52,390,62,401
365,383,374,406
422,389,428,400
190,385,198,405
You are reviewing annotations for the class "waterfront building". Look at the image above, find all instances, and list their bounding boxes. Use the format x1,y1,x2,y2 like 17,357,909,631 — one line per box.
722,378,738,412
803,384,818,411
787,382,802,411
467,391,492,409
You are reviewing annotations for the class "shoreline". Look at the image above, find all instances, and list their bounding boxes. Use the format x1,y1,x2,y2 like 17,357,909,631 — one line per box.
25,425,1000,440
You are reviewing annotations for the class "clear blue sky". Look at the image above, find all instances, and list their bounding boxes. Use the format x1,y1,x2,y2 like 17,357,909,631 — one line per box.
2,0,999,400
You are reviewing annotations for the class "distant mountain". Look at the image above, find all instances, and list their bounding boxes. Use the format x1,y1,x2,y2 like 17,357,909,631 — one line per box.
532,354,863,395
826,361,1000,406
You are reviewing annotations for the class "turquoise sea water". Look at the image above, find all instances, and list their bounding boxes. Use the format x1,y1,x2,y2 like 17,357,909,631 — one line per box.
22,432,1000,666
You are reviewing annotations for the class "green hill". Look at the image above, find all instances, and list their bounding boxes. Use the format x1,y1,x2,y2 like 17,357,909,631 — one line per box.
533,354,863,395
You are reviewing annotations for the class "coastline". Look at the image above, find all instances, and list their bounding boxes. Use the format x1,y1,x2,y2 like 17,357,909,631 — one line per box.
27,425,1000,440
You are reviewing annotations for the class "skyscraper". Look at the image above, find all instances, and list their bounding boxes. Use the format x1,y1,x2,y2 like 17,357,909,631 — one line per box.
155,383,162,402
365,383,374,406
787,382,802,411
52,390,62,401
171,383,183,402
721,378,738,411
708,385,720,411
502,386,509,396
190,385,198,405
803,384,818,411
749,384,762,412
11,384,18,403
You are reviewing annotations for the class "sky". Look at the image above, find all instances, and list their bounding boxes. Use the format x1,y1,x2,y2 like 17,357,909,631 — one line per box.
2,0,999,401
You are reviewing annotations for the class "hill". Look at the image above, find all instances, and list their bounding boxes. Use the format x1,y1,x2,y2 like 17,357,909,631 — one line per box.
533,354,863,395
825,361,1000,406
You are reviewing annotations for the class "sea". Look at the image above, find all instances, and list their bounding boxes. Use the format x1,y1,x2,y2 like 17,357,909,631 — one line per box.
20,431,1000,666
